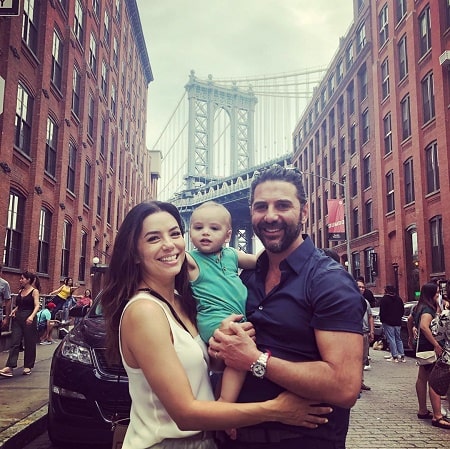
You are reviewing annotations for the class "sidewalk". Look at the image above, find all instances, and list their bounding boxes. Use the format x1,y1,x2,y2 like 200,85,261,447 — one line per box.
0,340,58,449
0,340,450,448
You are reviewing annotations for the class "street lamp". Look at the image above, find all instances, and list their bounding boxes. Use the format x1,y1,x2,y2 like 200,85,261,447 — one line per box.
298,169,352,275
392,262,399,294
90,257,107,299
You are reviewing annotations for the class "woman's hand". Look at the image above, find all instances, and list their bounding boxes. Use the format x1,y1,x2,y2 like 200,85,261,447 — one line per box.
26,315,33,325
267,391,332,429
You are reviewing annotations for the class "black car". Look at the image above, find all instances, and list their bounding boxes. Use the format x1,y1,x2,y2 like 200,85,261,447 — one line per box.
48,299,130,447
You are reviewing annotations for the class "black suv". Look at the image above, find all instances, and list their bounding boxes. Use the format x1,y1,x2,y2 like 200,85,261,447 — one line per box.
48,299,130,447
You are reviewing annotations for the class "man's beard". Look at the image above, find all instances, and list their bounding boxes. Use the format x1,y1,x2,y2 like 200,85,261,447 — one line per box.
253,219,302,253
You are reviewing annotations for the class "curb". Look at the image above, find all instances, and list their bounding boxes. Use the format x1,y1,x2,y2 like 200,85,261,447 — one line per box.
0,405,47,449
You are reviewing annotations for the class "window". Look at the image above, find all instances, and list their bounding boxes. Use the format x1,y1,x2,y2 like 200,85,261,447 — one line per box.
347,82,355,115
381,58,389,99
404,158,415,204
87,94,95,139
100,116,106,156
337,60,343,84
352,208,359,238
419,6,431,56
398,35,408,80
422,71,435,123
365,200,373,233
110,132,115,170
357,23,366,53
321,121,327,147
97,176,103,216
320,89,326,109
92,0,100,19
400,95,411,140
425,141,440,194
383,113,392,155
330,146,336,173
361,109,369,143
101,61,108,98
72,66,81,117
83,161,91,206
78,231,87,282
4,190,25,268
338,96,344,127
363,155,371,189
37,207,52,274
22,0,39,54
346,43,354,69
351,166,358,197
51,30,63,90
339,136,346,165
396,0,407,23
329,109,335,138
15,83,34,156
379,4,389,47
386,170,395,213
113,36,119,68
61,220,71,277
358,65,368,100
352,252,361,279
110,82,117,117
45,117,58,176
89,33,98,75
73,0,84,44
67,142,77,193
115,0,121,22
430,216,445,273
59,0,68,11
447,0,450,30
107,190,112,225
364,248,376,284
104,9,111,47
350,124,356,154
323,155,328,178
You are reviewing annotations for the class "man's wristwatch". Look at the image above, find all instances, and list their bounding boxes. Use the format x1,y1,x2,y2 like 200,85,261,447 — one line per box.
250,351,271,379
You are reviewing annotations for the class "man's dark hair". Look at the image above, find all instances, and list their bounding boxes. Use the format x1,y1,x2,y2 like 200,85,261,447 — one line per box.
250,164,307,206
356,276,365,284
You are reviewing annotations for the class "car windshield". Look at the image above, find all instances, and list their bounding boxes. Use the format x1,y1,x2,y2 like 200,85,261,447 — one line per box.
88,298,104,318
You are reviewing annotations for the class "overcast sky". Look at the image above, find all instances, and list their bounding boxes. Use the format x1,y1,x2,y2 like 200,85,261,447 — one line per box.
135,1,355,149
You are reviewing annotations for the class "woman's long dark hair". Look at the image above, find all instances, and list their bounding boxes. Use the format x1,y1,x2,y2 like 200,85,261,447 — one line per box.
101,201,196,364
413,282,438,318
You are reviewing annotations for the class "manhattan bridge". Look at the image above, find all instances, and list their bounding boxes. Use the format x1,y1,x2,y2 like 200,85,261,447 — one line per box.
153,68,326,252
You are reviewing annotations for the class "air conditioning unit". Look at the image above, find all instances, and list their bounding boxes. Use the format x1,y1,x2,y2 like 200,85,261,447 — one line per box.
439,51,450,67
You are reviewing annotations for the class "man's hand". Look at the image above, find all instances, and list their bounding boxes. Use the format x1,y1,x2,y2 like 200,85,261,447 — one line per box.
208,322,259,371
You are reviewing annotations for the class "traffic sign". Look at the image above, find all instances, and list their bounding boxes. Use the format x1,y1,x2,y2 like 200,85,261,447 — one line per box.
0,0,20,17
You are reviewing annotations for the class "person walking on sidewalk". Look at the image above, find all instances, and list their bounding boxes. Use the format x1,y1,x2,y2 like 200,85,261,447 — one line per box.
0,271,40,377
408,282,450,429
0,264,12,331
380,285,406,363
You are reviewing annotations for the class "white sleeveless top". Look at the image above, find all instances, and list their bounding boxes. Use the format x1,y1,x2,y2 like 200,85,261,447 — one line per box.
119,293,214,449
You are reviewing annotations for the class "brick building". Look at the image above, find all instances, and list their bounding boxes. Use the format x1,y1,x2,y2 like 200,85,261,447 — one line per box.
292,0,450,300
0,0,158,293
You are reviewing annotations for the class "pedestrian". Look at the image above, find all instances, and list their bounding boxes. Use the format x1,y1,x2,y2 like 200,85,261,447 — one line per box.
0,263,12,331
100,201,331,449
356,276,377,307
0,271,40,377
408,282,450,429
209,164,364,449
37,302,57,344
48,277,79,319
380,285,406,363
187,201,256,406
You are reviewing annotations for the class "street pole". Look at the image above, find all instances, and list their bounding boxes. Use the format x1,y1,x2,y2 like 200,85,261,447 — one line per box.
298,169,352,275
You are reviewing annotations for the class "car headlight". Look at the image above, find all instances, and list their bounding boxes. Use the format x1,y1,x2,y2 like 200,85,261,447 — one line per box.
61,340,93,365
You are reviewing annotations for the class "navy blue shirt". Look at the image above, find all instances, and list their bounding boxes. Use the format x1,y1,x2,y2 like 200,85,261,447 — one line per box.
238,235,364,444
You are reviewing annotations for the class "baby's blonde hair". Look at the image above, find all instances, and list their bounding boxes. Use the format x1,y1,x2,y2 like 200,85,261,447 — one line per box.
192,201,232,228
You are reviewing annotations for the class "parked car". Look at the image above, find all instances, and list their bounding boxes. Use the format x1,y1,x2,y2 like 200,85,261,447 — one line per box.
48,297,130,447
371,300,418,355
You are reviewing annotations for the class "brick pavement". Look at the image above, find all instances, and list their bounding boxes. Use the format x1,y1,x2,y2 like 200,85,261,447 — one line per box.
346,348,450,448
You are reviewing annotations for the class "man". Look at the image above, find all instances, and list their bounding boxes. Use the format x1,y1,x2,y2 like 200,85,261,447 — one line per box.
0,264,12,331
37,302,58,344
356,276,377,307
380,285,405,362
209,165,364,449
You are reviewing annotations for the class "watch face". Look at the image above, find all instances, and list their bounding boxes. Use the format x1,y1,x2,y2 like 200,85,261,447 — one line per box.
252,362,266,378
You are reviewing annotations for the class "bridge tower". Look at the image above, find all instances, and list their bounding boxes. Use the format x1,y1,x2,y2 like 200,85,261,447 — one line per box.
184,71,258,190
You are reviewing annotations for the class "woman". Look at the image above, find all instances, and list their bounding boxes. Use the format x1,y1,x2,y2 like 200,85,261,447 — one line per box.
0,271,40,377
73,289,93,325
49,277,79,319
101,201,331,449
408,282,450,429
